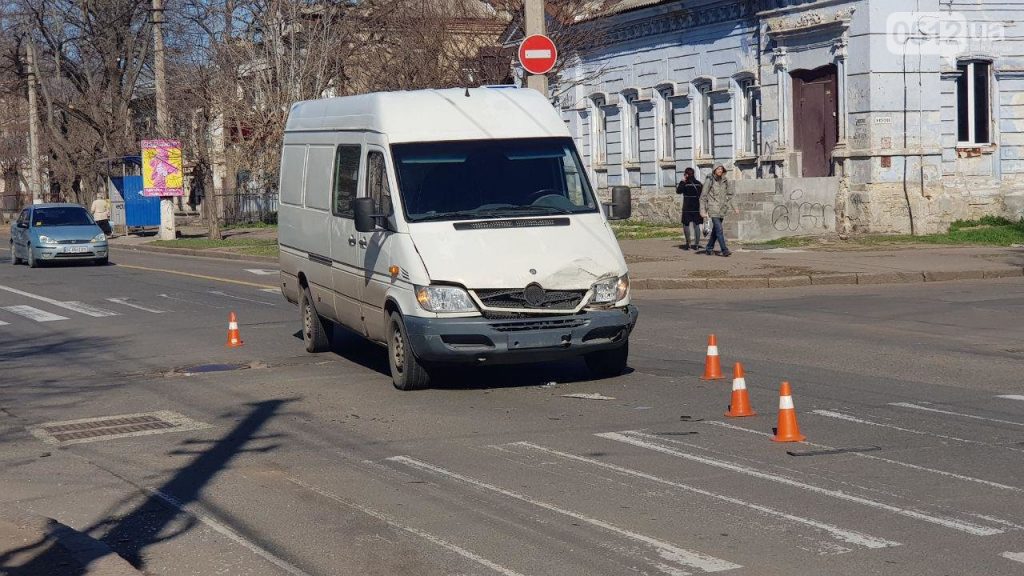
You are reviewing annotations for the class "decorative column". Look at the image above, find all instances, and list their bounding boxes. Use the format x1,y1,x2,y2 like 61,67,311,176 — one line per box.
773,47,790,150
833,35,849,148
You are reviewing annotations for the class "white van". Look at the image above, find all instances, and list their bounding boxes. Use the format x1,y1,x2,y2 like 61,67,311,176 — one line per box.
278,87,638,390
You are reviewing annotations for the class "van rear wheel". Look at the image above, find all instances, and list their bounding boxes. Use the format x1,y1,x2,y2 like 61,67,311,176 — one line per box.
585,340,629,379
388,312,430,391
301,287,331,353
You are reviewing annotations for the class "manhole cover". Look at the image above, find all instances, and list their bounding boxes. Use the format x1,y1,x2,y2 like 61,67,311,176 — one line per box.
29,411,210,446
180,363,247,374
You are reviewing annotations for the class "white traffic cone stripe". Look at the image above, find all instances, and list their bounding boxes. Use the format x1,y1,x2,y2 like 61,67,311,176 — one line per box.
779,395,795,410
732,378,747,391
707,346,719,356
229,322,238,329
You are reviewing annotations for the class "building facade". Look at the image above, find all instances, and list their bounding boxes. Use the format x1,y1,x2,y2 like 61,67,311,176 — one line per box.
551,0,1024,238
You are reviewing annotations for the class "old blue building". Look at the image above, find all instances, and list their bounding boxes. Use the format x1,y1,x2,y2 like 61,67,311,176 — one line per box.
545,0,1024,238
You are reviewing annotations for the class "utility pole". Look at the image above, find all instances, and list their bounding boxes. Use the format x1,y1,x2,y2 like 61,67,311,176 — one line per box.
153,0,176,240
524,0,548,95
25,40,42,205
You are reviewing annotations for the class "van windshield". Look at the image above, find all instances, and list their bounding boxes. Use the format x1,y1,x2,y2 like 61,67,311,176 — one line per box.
391,138,599,222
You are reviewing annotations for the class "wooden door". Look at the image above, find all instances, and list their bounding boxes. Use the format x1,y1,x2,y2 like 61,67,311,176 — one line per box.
792,66,838,177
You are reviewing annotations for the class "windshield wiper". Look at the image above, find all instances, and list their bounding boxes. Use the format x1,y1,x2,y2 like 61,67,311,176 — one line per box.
412,210,491,222
478,205,573,216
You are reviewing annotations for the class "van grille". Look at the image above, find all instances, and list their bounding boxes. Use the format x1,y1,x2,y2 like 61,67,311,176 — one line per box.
474,288,586,311
489,317,589,333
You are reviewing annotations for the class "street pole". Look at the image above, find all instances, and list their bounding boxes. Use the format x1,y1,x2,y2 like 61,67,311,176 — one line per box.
524,0,548,95
153,0,176,240
25,40,42,205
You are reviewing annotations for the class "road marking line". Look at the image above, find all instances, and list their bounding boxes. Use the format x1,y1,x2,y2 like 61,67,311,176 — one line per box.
245,268,278,276
106,298,166,313
209,290,276,306
117,264,277,289
0,284,117,317
503,442,898,551
598,431,1002,536
149,489,313,576
259,288,280,294
159,293,223,309
286,477,526,576
1,305,68,322
0,320,8,326
1001,551,1024,564
812,410,1024,453
705,421,1022,492
890,402,1024,427
387,455,742,574
996,395,1024,402
61,301,120,317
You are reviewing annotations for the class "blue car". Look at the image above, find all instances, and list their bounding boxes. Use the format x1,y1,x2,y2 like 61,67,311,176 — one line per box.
9,203,109,267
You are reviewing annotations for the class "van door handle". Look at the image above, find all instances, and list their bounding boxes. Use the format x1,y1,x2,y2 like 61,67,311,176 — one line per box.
348,235,357,246
358,237,368,248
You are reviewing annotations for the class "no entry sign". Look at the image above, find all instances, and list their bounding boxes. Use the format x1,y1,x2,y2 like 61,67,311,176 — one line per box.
518,34,557,75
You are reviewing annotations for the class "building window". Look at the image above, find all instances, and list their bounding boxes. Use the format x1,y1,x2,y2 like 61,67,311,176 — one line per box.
658,89,675,161
624,93,640,163
695,81,714,158
591,99,607,165
737,78,760,156
956,61,991,145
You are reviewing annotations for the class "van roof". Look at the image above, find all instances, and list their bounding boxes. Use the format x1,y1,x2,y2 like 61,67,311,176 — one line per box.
284,88,570,143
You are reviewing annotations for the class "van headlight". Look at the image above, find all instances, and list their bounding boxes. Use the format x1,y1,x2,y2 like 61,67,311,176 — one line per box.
415,285,477,313
591,275,629,304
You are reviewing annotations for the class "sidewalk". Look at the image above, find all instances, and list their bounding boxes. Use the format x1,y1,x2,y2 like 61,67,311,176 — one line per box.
0,507,142,576
104,228,1024,290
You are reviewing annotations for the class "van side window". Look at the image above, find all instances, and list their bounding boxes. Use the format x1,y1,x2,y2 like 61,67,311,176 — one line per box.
332,145,361,218
366,150,392,216
17,209,29,226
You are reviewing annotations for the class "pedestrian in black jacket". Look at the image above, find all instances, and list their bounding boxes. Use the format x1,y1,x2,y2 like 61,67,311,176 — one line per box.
676,167,704,250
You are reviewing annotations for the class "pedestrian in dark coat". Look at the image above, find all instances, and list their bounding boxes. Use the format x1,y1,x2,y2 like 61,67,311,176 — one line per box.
675,167,704,250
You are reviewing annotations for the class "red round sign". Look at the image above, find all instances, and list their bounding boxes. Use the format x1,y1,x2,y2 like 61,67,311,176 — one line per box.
518,34,558,75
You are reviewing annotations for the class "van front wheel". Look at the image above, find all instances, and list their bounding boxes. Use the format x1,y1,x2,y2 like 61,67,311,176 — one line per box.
388,312,430,391
585,340,629,379
301,287,331,353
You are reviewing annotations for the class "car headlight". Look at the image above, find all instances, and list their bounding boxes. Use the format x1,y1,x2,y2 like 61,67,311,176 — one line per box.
591,275,629,304
92,232,106,243
37,235,56,245
415,285,477,313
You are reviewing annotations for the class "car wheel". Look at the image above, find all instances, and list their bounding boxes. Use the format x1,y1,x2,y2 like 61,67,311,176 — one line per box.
9,242,20,265
301,286,331,353
27,247,40,268
388,312,431,391
585,340,629,379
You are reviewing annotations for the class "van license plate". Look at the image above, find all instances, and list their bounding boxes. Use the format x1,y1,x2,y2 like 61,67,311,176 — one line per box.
64,246,89,254
508,332,570,350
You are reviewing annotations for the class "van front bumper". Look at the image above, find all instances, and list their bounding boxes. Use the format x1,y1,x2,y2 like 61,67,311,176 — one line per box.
403,306,638,365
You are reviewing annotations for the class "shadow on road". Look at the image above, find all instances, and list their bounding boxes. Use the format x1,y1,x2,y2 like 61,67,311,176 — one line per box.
0,398,294,575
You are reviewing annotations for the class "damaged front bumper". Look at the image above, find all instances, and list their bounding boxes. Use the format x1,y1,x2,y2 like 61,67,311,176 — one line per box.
403,305,638,365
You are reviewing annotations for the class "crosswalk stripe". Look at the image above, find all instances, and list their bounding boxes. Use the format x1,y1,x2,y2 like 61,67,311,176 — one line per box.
0,284,116,317
1002,551,1024,564
811,409,1024,453
209,290,276,306
61,301,119,317
107,298,166,313
2,305,68,322
889,402,1024,427
996,395,1024,402
388,455,743,574
598,431,1003,537
502,442,899,551
0,320,8,326
705,420,1022,492
245,268,278,276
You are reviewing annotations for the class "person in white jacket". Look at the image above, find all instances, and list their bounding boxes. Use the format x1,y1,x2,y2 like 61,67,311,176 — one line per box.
91,192,113,236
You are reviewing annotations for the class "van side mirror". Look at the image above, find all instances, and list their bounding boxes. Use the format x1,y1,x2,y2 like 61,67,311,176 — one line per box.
17,221,28,229
354,197,378,233
605,186,632,221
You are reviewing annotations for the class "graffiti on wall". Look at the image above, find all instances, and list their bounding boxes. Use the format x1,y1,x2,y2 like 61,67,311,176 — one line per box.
771,188,835,232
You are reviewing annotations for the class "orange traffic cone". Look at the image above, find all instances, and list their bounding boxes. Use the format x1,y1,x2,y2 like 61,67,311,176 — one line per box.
226,311,244,348
772,381,806,442
725,363,756,418
700,334,724,380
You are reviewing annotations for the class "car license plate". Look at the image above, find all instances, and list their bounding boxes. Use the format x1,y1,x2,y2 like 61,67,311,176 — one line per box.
64,246,89,254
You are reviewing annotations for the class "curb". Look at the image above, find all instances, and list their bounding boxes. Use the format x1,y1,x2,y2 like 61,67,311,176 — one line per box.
631,268,1023,290
0,509,143,576
109,243,277,264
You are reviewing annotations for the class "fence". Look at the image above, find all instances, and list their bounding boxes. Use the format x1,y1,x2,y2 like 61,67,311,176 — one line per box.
219,191,279,226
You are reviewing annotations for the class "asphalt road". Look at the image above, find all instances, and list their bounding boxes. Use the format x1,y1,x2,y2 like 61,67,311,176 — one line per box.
1,246,1023,576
